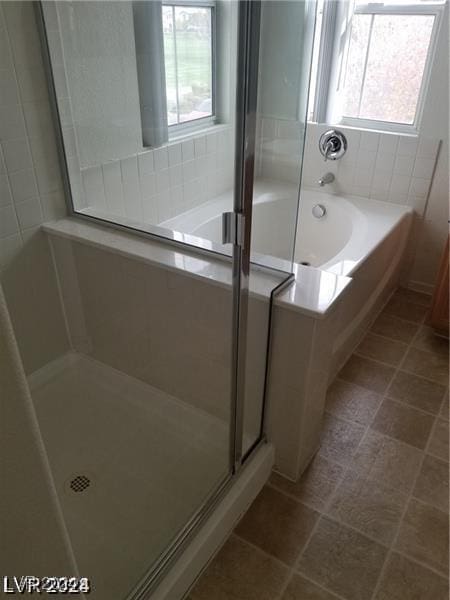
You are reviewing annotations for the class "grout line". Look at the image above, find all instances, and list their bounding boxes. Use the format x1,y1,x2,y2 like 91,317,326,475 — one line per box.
391,548,450,581
232,294,446,600
231,533,294,572
321,301,446,598
369,316,448,598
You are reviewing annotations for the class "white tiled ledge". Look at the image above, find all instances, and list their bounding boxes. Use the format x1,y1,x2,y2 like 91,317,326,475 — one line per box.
42,217,352,318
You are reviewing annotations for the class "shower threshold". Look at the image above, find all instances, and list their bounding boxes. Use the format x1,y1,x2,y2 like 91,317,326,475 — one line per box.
28,351,238,600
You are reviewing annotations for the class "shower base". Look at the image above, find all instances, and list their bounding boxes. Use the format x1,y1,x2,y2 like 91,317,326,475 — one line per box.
29,351,232,600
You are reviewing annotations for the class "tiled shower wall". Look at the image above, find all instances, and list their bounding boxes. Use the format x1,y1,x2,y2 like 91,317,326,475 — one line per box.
0,1,69,373
302,123,440,217
42,0,235,226
255,116,305,186
80,128,234,225
0,2,66,269
256,118,441,218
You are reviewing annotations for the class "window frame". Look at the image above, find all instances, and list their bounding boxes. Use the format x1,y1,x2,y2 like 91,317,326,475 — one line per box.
162,0,217,138
310,0,445,134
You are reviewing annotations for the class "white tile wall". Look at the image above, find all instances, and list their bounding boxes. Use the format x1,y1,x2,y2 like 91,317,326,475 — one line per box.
80,128,235,225
256,117,440,217
255,116,305,185
37,0,235,227
300,123,440,216
0,2,67,270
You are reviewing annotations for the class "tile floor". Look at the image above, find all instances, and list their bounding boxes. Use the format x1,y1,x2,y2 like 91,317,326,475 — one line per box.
188,288,449,600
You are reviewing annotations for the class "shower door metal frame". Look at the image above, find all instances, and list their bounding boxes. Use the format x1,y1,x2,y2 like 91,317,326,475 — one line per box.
229,0,261,474
36,1,268,597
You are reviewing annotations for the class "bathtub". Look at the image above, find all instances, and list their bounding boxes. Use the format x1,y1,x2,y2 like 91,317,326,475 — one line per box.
163,178,413,376
163,179,412,277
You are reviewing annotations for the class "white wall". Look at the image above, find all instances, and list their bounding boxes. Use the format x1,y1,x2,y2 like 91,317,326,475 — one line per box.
408,5,449,291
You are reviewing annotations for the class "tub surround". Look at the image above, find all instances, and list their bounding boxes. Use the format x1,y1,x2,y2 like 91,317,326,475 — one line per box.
258,120,440,219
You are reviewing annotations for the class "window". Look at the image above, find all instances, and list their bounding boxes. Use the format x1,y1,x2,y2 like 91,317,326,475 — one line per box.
309,0,444,132
162,1,215,130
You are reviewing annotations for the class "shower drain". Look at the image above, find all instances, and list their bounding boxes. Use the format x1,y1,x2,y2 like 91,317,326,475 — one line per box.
68,475,91,494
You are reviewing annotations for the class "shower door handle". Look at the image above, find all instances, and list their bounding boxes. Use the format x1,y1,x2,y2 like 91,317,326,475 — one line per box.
222,212,245,246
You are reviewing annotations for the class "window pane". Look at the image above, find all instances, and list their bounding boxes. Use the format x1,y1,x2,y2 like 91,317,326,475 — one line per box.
163,6,178,125
359,14,434,123
343,14,435,124
342,14,372,118
174,6,213,124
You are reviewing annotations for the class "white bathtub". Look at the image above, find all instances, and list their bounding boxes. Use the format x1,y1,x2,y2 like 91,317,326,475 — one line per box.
162,179,412,277
163,179,413,378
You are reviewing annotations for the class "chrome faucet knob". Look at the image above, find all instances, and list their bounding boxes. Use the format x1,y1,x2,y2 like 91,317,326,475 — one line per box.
319,129,347,161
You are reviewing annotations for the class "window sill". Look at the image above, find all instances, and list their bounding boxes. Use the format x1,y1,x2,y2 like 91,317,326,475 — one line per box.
307,120,419,138
168,122,230,144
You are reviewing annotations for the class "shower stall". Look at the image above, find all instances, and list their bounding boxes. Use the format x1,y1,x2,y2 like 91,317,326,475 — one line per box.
1,1,314,598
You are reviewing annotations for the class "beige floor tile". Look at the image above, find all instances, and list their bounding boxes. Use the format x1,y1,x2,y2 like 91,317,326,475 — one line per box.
318,414,366,466
351,430,423,493
281,574,340,600
374,551,449,600
395,498,449,575
235,486,319,566
327,470,407,545
189,535,289,600
325,379,383,426
269,456,345,512
339,355,395,394
393,287,432,307
387,370,446,415
413,325,449,356
370,313,419,343
428,419,449,462
298,516,387,600
413,454,449,512
402,347,449,385
371,399,434,449
356,333,408,366
383,296,428,323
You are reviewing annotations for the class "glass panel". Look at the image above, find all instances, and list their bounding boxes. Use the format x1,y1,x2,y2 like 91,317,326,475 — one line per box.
253,0,315,269
37,1,241,596
32,236,234,599
37,0,295,594
240,0,317,455
43,0,234,247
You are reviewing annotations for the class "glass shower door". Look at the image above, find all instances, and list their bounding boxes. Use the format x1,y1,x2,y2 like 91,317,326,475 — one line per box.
32,1,268,598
